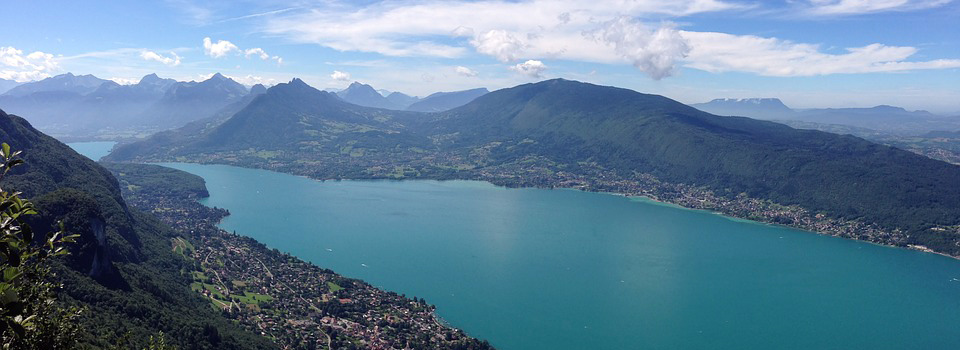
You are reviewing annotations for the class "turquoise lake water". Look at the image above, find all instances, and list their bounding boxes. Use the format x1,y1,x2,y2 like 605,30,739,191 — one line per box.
65,143,960,349
137,162,960,350
67,141,117,161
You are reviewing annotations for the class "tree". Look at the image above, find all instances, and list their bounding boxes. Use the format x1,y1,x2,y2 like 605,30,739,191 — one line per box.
0,142,81,348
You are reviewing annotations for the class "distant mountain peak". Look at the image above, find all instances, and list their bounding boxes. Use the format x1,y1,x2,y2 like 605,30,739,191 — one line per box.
405,87,490,113
3,72,109,97
335,81,400,109
870,105,907,112
690,97,794,119
289,77,307,85
139,73,161,82
250,83,267,95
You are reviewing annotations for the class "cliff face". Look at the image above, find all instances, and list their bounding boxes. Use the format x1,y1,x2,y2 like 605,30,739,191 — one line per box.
88,218,112,278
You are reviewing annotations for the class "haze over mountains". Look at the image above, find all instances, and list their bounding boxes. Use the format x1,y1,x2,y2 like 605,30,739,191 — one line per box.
0,73,254,139
0,77,23,94
334,81,489,113
108,78,960,257
406,88,490,113
0,73,490,140
692,98,960,135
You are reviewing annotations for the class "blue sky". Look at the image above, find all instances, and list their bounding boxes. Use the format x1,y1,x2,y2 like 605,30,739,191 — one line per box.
2,0,958,113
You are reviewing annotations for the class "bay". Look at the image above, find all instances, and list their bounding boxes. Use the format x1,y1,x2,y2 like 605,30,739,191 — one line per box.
67,141,117,161
150,162,960,349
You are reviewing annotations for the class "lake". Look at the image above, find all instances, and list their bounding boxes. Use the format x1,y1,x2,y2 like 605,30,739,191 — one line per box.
67,141,117,161
64,140,960,349
136,162,960,350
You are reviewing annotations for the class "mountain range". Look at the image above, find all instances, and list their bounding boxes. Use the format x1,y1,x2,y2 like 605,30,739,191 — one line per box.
108,78,960,257
692,98,960,134
0,73,490,139
334,81,489,113
406,88,490,113
0,73,254,139
0,77,21,94
3,73,109,97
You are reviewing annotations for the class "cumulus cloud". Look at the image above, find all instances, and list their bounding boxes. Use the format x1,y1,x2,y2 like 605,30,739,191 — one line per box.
256,0,960,79
244,48,270,60
455,66,478,77
140,50,181,66
203,37,239,58
330,70,351,81
231,74,278,86
510,60,546,78
0,46,60,82
682,31,960,76
591,17,689,80
471,30,525,62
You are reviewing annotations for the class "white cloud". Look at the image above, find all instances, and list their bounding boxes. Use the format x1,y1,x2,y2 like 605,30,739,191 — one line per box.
455,66,478,77
591,17,689,80
203,37,239,58
330,70,351,81
510,60,547,78
109,77,140,85
258,0,960,80
244,48,270,60
471,30,525,62
452,26,475,38
682,31,960,76
802,0,952,15
230,74,278,86
140,50,181,66
0,46,60,82
192,72,278,86
263,0,740,61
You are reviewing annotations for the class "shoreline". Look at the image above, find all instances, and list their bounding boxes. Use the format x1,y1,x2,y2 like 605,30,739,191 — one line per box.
151,159,960,262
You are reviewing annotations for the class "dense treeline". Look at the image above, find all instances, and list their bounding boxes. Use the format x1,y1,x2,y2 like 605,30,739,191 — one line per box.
104,162,210,199
0,109,274,349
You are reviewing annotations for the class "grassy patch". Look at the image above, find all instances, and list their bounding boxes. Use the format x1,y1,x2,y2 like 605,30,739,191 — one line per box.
236,292,274,305
171,237,195,258
327,281,343,293
192,271,209,282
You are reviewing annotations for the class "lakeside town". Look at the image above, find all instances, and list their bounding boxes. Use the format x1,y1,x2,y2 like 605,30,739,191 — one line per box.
141,136,952,259
110,164,494,350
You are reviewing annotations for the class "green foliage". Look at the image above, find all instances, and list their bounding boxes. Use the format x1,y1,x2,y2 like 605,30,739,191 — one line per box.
145,331,177,350
103,163,209,201
0,110,276,349
0,142,82,348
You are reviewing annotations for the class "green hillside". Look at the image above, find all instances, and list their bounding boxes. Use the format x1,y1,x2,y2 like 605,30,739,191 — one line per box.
106,79,960,256
0,108,274,349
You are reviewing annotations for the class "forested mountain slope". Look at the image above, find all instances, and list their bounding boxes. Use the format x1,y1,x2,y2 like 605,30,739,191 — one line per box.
107,79,960,256
0,108,274,349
